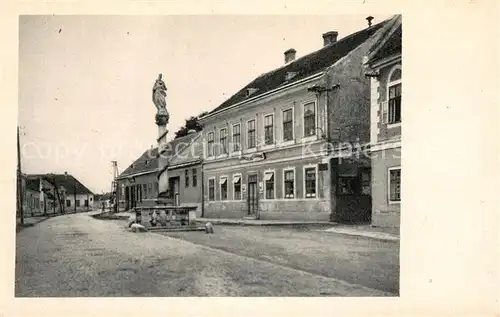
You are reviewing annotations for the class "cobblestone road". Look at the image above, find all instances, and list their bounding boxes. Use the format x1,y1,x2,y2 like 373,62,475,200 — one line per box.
15,212,395,296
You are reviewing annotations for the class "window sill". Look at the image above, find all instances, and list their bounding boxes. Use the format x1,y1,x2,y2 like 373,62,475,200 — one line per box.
278,140,295,147
217,153,229,159
260,144,276,151
230,151,242,157
244,148,257,154
388,200,401,205
301,135,317,143
387,122,401,129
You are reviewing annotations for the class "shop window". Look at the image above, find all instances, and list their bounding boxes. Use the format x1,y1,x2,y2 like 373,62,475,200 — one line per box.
233,175,241,200
304,167,317,198
264,172,274,199
220,177,228,200
389,168,401,202
284,169,295,198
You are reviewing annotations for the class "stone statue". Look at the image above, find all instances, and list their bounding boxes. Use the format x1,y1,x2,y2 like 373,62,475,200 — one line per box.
153,74,169,126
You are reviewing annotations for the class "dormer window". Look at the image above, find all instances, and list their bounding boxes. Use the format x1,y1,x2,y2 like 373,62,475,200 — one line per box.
144,160,148,165
246,88,259,97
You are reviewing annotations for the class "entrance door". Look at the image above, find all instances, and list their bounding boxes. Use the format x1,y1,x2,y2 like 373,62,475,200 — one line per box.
169,177,180,205
125,186,130,210
247,174,258,216
130,185,135,208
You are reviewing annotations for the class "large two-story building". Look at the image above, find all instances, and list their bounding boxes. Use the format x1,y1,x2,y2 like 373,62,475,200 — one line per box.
199,16,397,222
364,15,402,228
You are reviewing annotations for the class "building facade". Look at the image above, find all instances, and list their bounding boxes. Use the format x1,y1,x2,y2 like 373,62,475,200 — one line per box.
116,147,160,210
199,16,396,222
165,131,203,216
47,173,95,212
364,15,402,228
24,178,41,216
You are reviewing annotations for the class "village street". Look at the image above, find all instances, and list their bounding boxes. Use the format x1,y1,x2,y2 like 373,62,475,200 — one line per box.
15,212,399,297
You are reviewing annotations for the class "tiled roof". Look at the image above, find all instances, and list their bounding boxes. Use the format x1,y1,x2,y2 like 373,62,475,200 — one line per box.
118,132,199,179
207,18,390,116
25,178,39,192
27,174,94,195
160,132,199,159
118,147,159,179
365,15,401,64
371,23,401,62
168,132,204,168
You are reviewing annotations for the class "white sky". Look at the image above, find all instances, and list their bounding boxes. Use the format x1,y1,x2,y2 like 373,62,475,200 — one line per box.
18,14,391,193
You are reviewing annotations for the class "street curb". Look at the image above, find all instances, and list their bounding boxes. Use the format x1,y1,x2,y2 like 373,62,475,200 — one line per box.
321,228,400,242
196,220,334,227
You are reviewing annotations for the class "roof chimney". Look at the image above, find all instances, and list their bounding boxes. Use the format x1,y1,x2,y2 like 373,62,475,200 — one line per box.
366,16,374,27
284,48,296,64
322,31,338,46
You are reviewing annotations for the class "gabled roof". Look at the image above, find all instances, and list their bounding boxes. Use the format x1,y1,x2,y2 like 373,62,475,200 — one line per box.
159,132,199,159
27,174,94,195
206,17,391,117
118,147,159,179
118,132,199,179
168,132,203,168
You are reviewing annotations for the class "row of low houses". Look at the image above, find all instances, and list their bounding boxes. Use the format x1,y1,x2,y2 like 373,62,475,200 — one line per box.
19,172,95,216
116,15,402,228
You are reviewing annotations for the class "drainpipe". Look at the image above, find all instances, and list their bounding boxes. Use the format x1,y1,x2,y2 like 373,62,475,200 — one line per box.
200,162,205,218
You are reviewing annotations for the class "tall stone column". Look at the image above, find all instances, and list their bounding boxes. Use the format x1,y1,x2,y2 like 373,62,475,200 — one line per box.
152,73,170,199
156,111,170,198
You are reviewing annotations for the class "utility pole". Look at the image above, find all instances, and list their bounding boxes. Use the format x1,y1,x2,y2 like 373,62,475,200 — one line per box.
17,127,24,225
111,161,119,213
